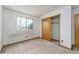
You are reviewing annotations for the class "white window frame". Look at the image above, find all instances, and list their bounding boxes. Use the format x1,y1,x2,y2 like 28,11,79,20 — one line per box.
16,16,33,31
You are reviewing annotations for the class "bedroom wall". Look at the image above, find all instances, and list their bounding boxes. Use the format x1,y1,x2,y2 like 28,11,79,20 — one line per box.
40,6,72,49
2,8,40,45
0,6,3,50
60,6,72,49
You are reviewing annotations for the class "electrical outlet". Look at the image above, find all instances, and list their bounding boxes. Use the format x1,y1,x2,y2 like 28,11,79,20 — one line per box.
61,40,63,42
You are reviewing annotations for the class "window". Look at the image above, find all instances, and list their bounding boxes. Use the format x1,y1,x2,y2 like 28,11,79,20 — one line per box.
27,19,33,29
20,17,26,30
16,16,33,31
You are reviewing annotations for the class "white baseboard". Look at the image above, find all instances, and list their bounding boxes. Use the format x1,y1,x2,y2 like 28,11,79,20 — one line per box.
0,46,2,51
3,37,40,46
60,42,72,49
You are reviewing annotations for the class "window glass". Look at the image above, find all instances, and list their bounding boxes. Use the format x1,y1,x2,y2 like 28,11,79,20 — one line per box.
21,17,26,27
16,16,33,31
27,19,33,29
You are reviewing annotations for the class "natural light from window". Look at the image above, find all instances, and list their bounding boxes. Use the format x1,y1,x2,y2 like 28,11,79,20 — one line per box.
16,16,33,31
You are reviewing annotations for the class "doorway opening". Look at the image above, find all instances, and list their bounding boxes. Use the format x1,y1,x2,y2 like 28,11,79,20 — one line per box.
51,15,60,45
42,15,60,46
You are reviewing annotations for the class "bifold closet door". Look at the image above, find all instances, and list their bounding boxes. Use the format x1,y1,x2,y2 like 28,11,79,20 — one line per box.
75,14,79,48
42,17,52,41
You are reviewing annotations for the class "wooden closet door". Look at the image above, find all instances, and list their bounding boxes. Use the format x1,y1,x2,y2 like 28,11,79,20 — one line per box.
42,17,52,41
75,14,79,48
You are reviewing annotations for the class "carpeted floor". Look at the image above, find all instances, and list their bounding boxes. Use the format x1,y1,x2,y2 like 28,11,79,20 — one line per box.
1,38,79,54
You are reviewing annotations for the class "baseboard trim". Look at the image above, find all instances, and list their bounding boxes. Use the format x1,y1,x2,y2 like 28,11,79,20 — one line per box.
59,44,72,50
0,46,3,53
3,37,40,47
0,47,1,52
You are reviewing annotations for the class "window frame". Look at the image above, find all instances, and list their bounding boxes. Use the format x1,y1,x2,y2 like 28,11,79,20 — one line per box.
16,16,34,31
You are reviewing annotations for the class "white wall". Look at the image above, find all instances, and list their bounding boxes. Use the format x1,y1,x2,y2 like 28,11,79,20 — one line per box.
40,6,72,49
60,6,72,49
2,8,40,45
0,6,2,50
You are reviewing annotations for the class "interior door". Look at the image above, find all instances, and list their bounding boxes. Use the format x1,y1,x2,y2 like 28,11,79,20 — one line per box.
42,17,52,41
75,14,79,48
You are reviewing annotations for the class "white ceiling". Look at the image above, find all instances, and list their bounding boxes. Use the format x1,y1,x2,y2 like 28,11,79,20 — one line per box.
3,5,66,17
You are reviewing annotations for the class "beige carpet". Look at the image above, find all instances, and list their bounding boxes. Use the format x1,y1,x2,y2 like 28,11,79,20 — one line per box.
1,38,79,54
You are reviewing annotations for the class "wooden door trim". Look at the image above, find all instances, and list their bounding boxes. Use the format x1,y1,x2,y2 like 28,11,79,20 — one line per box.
74,14,77,46
74,14,76,46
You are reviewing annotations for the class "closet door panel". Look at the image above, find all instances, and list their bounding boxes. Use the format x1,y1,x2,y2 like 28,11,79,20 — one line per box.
42,17,52,41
